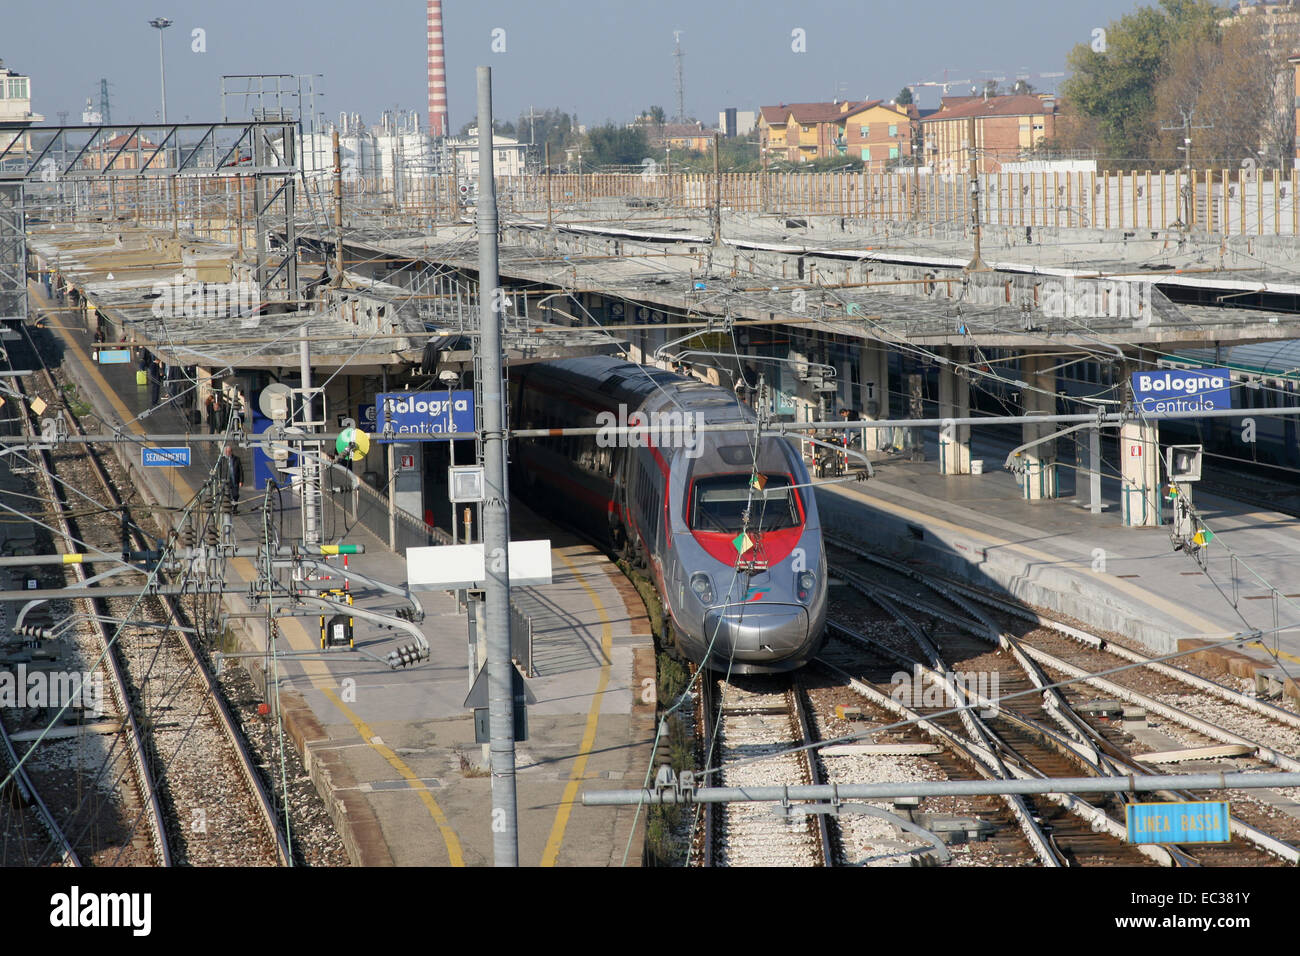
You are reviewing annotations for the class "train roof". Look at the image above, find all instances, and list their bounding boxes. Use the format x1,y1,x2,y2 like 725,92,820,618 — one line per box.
522,355,757,421
1166,340,1300,379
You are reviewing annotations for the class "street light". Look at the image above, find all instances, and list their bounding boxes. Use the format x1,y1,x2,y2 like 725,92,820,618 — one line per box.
148,17,173,124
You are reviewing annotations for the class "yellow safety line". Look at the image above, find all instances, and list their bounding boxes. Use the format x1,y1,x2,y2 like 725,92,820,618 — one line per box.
320,686,465,867
541,550,614,867
1244,642,1300,667
227,572,467,866
40,301,467,865
826,484,1220,634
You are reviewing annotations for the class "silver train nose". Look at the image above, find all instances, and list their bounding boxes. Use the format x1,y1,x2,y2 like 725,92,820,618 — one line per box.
702,602,809,665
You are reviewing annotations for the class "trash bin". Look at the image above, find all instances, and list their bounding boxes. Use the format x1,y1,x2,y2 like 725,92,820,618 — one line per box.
971,460,984,475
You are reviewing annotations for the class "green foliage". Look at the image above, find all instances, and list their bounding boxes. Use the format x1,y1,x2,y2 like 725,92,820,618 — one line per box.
895,86,914,106
657,651,689,704
1061,0,1225,163
667,134,765,173
518,108,576,157
766,153,865,173
584,124,651,167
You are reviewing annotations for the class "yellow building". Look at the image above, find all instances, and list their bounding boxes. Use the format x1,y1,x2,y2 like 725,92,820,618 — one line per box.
841,100,918,170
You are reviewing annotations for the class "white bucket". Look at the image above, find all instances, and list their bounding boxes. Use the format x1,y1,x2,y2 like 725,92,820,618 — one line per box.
970,460,984,475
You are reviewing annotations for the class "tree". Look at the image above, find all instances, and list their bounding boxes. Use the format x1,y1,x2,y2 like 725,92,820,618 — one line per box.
982,79,1001,97
1061,0,1222,165
1009,78,1036,97
1154,18,1294,169
647,105,666,125
895,86,914,106
584,124,651,168
519,108,577,161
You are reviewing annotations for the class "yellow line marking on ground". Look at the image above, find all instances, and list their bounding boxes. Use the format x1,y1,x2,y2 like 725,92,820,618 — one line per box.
227,558,467,865
541,551,614,867
1244,642,1300,666
320,686,466,867
826,484,1220,634
36,297,466,864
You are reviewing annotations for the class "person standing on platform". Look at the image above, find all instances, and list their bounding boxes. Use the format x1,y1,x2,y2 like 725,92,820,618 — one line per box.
148,359,162,408
204,391,218,434
222,444,244,507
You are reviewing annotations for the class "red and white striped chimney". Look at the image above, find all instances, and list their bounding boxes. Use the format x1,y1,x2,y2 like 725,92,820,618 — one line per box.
426,0,449,138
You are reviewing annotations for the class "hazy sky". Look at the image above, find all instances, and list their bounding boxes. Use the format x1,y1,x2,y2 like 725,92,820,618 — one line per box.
9,0,1147,130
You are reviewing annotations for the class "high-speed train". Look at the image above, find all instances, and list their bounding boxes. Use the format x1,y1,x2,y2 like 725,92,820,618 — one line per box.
510,355,828,673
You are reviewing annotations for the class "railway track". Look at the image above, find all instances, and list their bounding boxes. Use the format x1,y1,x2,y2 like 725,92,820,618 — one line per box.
825,536,1300,866
5,348,290,865
696,672,833,866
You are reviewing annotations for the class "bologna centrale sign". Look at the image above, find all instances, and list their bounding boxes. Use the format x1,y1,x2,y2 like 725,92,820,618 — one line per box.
374,391,476,440
1130,368,1232,414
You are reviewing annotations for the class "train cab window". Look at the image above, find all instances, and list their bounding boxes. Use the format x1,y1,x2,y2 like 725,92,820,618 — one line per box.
689,474,801,533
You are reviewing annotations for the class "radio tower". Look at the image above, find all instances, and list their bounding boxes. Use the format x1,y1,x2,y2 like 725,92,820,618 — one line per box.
426,0,449,137
99,78,112,125
673,30,686,123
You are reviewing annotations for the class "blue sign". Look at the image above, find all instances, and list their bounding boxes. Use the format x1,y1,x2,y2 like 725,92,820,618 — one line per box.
358,403,376,429
97,349,132,365
374,391,475,441
1126,801,1230,845
1131,368,1233,413
142,446,191,468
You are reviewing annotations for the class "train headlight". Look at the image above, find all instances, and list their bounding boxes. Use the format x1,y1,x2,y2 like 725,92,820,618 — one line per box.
689,572,714,606
797,571,816,602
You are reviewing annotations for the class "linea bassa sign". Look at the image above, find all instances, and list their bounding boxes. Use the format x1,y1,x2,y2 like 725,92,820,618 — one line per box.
374,391,475,440
1130,368,1232,413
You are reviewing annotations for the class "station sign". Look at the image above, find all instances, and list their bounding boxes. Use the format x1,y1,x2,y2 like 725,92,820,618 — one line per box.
141,446,191,468
96,349,132,365
374,391,475,441
1131,368,1232,413
1126,801,1230,845
358,403,377,429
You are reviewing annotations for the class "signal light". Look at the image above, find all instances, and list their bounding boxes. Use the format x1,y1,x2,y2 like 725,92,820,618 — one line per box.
797,571,816,602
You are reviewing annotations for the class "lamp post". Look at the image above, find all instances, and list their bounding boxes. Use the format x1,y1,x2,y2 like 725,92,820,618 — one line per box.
148,17,172,124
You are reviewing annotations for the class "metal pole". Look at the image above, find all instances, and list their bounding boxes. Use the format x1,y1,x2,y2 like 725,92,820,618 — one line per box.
332,129,344,286
544,141,552,226
967,114,985,271
476,64,518,867
449,381,457,545
157,29,168,125
300,328,320,547
712,132,722,247
1088,424,1102,515
582,771,1300,806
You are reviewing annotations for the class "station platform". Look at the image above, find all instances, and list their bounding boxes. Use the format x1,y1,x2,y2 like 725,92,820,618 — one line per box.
32,286,658,866
816,433,1300,701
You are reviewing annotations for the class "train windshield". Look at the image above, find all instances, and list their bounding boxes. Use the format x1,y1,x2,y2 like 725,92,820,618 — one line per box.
689,474,802,533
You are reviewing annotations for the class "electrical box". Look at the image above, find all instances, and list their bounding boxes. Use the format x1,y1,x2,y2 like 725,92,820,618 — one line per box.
1165,445,1203,483
449,465,486,503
